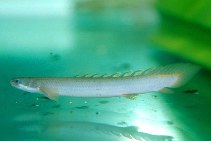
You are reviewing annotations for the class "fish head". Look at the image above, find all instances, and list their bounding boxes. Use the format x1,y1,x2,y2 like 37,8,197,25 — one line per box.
10,78,39,93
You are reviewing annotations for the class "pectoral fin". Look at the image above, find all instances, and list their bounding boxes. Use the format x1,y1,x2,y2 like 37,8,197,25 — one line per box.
39,87,58,101
123,94,139,100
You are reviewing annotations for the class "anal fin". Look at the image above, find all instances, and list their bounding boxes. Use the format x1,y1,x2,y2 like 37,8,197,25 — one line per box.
159,87,174,94
123,94,139,100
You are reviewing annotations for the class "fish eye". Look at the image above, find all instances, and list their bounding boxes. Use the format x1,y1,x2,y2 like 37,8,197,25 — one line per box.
14,79,19,83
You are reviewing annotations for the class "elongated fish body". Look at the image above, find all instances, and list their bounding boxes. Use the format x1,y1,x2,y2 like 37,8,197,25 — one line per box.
20,120,173,141
10,63,200,100
43,121,173,141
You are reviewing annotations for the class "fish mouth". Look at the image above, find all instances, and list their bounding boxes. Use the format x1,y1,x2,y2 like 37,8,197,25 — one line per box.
10,80,15,86
10,79,18,87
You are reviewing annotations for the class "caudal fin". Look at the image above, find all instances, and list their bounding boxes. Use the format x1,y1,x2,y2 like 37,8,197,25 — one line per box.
145,63,200,88
166,63,200,88
123,126,173,141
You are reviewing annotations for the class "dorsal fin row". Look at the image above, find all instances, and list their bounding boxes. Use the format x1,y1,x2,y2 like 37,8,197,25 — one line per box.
73,69,144,78
73,63,200,81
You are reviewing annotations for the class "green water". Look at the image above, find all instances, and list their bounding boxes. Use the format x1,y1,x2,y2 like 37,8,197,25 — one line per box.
0,1,211,141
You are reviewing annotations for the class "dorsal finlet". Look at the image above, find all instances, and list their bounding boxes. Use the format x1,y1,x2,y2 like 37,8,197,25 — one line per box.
111,72,121,77
84,74,93,77
100,74,110,78
140,68,153,75
90,74,100,78
121,71,132,77
131,70,143,76
75,75,81,78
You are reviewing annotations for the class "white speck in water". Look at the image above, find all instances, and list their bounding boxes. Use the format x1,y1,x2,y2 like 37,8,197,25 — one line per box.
30,104,40,107
69,101,73,104
84,101,87,104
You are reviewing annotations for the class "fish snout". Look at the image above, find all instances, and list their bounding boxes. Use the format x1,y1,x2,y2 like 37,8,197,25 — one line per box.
10,79,20,87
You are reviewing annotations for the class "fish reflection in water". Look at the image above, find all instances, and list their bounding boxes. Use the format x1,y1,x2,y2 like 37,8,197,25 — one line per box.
22,121,173,141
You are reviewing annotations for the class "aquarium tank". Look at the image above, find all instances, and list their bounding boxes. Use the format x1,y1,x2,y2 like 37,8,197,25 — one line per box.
0,0,211,141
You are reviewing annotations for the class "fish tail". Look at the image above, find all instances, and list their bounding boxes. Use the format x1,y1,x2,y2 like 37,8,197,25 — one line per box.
169,63,200,88
140,63,200,90
154,63,201,88
123,126,173,140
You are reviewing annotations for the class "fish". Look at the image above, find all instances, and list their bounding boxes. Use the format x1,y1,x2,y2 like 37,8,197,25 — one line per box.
20,120,173,141
10,63,200,100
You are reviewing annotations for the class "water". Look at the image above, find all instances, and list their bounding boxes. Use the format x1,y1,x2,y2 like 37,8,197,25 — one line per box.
0,1,211,141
